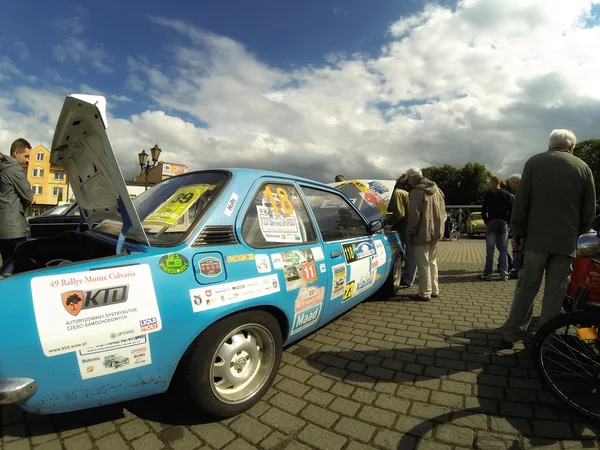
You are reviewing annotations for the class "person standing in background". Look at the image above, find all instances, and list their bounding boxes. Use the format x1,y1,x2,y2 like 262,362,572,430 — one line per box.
481,175,514,281
499,129,596,348
405,167,446,301
0,138,34,263
385,174,417,288
335,175,345,182
508,173,522,279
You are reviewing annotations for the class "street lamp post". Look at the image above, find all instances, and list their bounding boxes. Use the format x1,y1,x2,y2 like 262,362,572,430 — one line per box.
138,144,162,191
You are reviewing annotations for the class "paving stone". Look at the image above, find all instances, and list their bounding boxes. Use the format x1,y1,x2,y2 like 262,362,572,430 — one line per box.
329,382,355,398
415,439,452,450
333,417,376,443
396,384,430,402
435,424,475,447
329,397,360,416
441,379,472,396
159,427,202,450
29,422,58,445
374,428,416,450
304,388,335,407
3,439,32,450
259,431,288,449
132,433,165,450
230,415,272,444
350,387,377,404
191,422,235,448
413,376,441,390
306,374,335,390
374,394,410,413
345,442,375,450
277,378,311,397
395,415,434,438
357,404,396,427
449,412,489,430
500,401,534,419
282,442,312,450
490,416,531,436
269,392,307,415
120,418,150,440
464,396,498,415
532,420,574,439
96,433,130,450
430,391,463,409
260,408,306,435
474,431,522,449
298,424,347,450
409,402,451,421
31,440,62,450
279,365,313,383
223,438,259,450
300,404,339,428
63,433,93,450
88,421,117,439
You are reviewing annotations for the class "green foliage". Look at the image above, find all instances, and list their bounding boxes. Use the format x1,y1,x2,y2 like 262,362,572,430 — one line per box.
57,191,63,202
574,139,600,198
421,162,492,205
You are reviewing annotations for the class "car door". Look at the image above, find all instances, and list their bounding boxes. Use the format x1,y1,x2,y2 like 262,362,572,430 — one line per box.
299,185,389,328
236,180,329,340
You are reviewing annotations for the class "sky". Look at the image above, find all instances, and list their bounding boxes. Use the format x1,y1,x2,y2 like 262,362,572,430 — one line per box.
1,0,599,183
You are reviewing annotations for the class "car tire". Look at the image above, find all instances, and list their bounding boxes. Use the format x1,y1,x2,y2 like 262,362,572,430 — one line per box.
182,310,282,420
379,253,403,297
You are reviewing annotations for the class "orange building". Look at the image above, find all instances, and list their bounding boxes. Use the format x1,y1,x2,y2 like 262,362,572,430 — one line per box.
26,145,70,216
133,161,188,186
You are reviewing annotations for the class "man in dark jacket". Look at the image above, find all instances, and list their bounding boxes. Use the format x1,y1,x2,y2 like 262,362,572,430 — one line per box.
500,129,596,348
481,175,514,280
0,138,33,263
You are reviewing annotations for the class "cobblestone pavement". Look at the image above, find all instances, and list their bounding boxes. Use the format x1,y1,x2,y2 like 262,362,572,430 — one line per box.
2,238,600,450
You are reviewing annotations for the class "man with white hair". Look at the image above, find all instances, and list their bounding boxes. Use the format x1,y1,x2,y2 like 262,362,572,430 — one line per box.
405,167,446,300
499,129,596,348
509,173,521,193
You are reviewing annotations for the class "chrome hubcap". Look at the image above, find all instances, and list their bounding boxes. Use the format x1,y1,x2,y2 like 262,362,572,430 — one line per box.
210,324,275,404
392,257,402,289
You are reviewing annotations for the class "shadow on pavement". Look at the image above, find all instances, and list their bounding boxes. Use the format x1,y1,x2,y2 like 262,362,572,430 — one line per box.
303,328,600,449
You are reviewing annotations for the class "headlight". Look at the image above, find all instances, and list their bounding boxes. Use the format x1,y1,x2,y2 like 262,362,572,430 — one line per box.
577,232,600,258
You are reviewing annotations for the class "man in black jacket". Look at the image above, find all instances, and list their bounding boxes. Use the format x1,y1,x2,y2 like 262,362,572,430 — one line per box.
0,138,33,263
481,175,514,281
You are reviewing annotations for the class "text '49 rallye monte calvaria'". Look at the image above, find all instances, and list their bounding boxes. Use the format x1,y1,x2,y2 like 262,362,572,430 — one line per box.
0,94,403,419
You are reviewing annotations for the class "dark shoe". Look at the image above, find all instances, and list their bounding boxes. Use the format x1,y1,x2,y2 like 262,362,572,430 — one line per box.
400,281,411,289
410,293,431,301
432,294,439,298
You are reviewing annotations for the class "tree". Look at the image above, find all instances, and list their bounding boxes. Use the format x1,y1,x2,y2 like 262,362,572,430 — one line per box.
422,162,491,205
574,139,600,198
57,191,64,202
65,293,82,312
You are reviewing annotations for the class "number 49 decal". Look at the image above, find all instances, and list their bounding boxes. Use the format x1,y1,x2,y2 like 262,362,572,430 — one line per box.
342,281,355,302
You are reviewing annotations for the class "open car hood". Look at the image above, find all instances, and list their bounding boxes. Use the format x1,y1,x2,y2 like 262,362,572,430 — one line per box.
328,179,397,223
50,94,149,246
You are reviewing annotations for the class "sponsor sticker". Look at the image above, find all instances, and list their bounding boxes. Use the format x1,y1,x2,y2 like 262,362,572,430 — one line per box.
282,249,318,291
76,334,151,380
311,247,325,261
190,274,280,313
368,181,389,194
143,184,210,227
31,264,162,357
255,254,272,273
342,280,355,302
158,253,189,275
319,263,326,273
295,286,325,313
271,253,284,270
257,205,302,243
290,303,322,335
224,192,239,217
226,254,255,263
199,257,223,277
331,263,347,299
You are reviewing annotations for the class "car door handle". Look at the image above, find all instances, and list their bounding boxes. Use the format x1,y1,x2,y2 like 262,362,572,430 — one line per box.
330,251,342,258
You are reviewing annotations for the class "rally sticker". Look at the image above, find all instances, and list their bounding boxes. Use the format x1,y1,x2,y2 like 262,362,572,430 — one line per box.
77,334,151,380
311,247,325,261
143,184,210,227
343,239,376,264
199,257,223,278
331,263,347,299
281,249,318,291
158,253,189,275
290,304,322,335
319,263,326,273
31,264,162,357
190,274,280,313
224,192,239,217
294,286,325,313
257,205,302,243
255,254,272,273
271,253,284,270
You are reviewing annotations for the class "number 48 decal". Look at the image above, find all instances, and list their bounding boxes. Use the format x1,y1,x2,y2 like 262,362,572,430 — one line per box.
342,281,355,302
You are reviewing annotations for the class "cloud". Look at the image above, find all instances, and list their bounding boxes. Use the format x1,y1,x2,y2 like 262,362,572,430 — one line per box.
51,6,114,73
2,0,600,185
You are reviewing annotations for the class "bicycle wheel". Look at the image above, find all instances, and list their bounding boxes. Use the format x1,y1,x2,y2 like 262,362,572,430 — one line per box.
535,311,600,422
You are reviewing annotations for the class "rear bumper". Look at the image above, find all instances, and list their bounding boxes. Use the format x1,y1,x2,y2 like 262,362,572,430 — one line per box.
0,378,37,405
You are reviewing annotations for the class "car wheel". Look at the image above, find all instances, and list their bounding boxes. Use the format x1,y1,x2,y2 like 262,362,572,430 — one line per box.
379,253,403,297
183,310,282,419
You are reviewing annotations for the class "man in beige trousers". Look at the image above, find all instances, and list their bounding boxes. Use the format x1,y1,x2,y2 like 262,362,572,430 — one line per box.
405,167,446,301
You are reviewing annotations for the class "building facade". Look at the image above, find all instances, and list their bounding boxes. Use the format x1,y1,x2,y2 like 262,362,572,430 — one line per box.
132,161,188,186
27,145,70,216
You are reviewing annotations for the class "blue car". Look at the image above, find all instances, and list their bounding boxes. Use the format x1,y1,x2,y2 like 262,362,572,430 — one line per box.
0,94,403,419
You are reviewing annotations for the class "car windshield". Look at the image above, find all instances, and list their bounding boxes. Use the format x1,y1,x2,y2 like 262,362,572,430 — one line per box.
472,213,482,220
93,171,230,245
38,203,72,216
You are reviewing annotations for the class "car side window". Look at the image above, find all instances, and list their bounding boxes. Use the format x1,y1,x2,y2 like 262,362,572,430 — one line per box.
301,187,369,242
241,183,317,248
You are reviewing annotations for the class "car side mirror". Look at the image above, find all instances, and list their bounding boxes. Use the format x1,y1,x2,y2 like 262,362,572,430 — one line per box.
369,219,383,233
